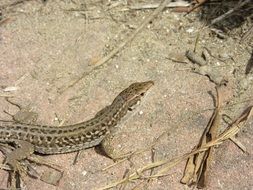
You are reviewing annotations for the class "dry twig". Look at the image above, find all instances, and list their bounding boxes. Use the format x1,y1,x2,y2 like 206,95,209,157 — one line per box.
128,1,190,10
59,0,171,94
210,0,251,26
181,85,223,188
98,105,252,190
241,25,253,43
185,0,209,15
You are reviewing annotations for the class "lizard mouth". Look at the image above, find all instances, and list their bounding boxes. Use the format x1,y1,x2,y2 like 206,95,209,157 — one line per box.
127,100,141,111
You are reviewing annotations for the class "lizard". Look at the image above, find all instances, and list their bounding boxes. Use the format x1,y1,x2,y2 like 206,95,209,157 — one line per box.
0,80,154,187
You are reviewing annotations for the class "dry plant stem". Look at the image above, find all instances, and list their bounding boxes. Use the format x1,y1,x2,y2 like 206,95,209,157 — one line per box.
193,31,201,53
180,86,222,187
102,158,127,171
102,132,166,171
155,106,252,177
0,164,11,170
245,50,253,74
98,106,252,190
210,0,251,25
185,0,209,15
229,136,247,153
185,0,209,16
129,1,190,10
0,94,14,97
60,0,170,93
28,155,62,172
93,0,169,66
241,25,253,43
0,0,32,9
0,18,12,26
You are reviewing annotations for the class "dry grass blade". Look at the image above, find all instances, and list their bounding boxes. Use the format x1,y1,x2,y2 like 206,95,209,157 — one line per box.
185,0,209,15
98,105,252,190
0,0,29,9
59,0,170,94
180,85,223,188
154,105,252,177
129,1,190,10
210,0,251,26
229,136,247,153
245,50,253,75
0,94,14,97
102,132,166,171
241,25,253,43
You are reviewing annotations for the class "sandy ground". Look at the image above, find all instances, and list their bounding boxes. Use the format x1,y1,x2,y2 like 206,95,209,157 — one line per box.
0,0,252,190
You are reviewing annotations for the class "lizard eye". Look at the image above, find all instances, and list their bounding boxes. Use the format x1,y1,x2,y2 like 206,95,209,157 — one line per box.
140,92,145,96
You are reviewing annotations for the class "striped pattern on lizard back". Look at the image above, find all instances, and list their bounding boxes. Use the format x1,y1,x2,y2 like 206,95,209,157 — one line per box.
0,81,154,154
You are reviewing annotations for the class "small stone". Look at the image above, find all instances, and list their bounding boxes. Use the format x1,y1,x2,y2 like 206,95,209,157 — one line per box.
186,28,194,33
81,170,87,176
40,169,63,186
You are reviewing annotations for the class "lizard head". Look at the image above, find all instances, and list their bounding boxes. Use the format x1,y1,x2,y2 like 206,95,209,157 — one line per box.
119,80,154,111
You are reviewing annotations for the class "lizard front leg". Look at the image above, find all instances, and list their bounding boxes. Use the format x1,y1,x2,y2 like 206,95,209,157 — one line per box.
5,140,35,170
4,140,35,189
